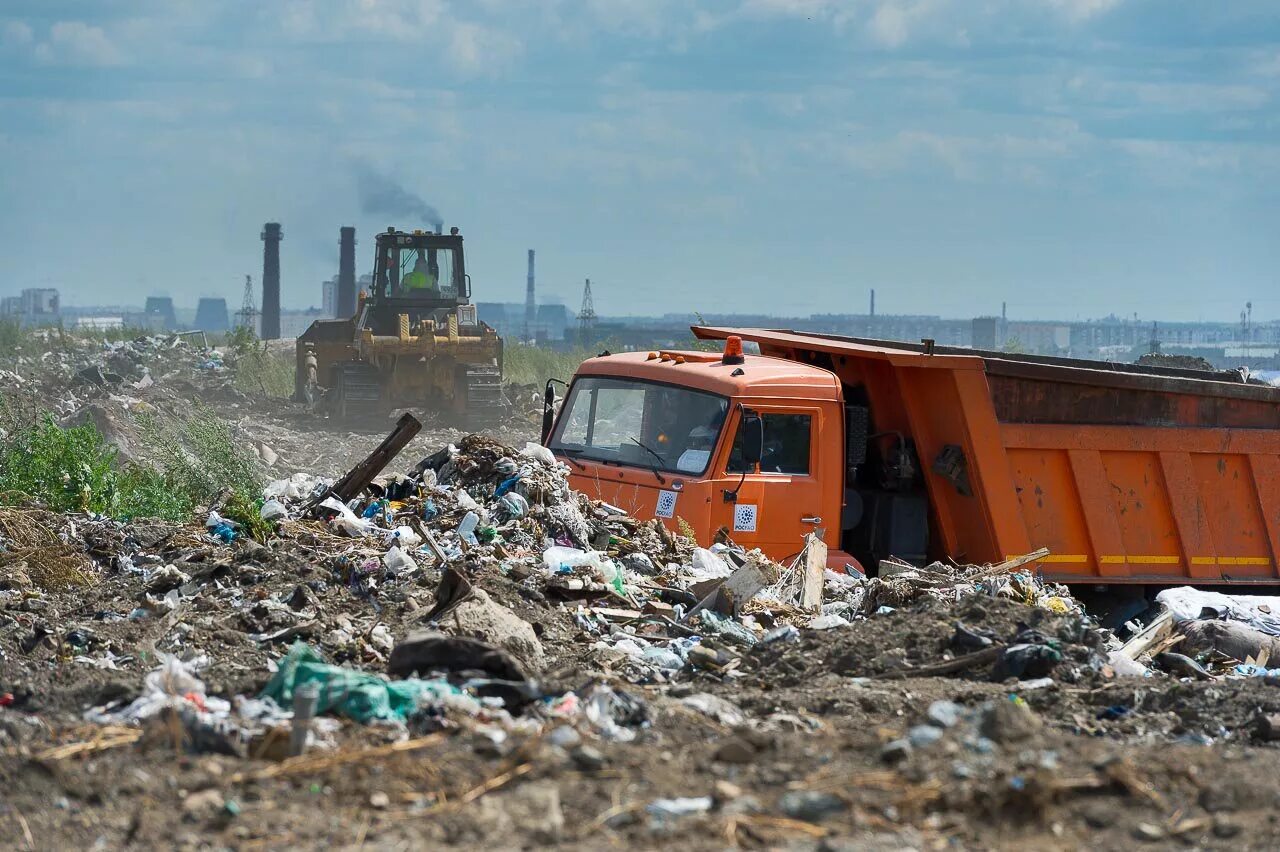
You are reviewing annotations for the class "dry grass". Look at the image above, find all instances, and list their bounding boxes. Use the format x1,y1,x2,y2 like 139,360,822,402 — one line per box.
0,507,95,590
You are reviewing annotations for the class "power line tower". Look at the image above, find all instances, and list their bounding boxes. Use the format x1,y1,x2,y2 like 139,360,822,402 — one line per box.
577,277,597,344
235,274,259,333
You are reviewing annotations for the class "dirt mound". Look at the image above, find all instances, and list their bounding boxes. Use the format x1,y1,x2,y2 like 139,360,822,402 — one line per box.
743,595,1104,685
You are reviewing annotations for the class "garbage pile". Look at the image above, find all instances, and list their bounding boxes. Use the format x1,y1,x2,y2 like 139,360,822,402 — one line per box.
11,421,1280,847
1106,586,1280,683
0,330,229,412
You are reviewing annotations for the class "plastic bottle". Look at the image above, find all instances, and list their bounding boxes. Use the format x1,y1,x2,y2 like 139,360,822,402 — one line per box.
458,511,480,546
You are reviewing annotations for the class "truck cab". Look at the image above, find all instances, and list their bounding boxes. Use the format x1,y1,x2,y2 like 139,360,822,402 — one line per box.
544,337,860,567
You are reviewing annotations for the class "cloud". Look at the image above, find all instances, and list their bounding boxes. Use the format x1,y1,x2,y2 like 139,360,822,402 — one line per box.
1253,51,1280,78
1066,74,1271,113
707,0,1130,48
273,0,519,75
867,1,940,48
3,20,33,47
33,21,126,67
1043,0,1123,24
445,20,522,76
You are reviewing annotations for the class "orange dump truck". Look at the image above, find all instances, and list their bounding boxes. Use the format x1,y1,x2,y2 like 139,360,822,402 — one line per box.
543,327,1280,586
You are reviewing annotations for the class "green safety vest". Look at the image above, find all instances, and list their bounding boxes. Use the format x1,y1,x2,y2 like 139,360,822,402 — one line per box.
403,269,438,292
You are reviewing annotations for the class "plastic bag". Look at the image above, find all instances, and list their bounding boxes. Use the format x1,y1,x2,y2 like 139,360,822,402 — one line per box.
259,498,287,521
383,545,419,575
261,643,460,723
319,496,375,537
498,492,529,520
689,548,733,581
520,442,557,467
383,526,423,548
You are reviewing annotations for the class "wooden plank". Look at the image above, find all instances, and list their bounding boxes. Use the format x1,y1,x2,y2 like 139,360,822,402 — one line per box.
1116,610,1174,660
800,533,827,612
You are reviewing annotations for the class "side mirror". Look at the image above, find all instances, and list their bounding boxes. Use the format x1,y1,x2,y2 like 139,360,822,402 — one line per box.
541,380,557,444
741,411,763,466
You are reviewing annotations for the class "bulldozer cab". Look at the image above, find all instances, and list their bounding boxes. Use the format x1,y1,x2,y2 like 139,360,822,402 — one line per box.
362,228,471,335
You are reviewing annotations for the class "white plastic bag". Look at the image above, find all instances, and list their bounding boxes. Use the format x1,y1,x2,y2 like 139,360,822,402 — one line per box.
383,525,423,548
689,548,733,581
520,442,558,467
259,498,287,521
384,545,419,575
319,496,375,537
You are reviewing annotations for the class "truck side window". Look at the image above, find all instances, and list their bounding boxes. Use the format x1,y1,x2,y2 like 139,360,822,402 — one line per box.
728,413,812,475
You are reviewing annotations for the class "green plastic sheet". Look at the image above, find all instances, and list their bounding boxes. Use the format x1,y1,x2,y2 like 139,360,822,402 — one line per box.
261,642,459,723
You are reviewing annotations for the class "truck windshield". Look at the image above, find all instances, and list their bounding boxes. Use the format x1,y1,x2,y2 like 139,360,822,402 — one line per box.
550,377,729,475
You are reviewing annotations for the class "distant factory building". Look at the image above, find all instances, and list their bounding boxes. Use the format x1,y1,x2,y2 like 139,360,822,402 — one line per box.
477,301,571,342
194,298,230,332
0,288,61,327
74,316,125,331
143,296,178,331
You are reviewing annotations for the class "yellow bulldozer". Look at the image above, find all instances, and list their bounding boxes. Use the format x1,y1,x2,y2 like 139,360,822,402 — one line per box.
295,227,505,421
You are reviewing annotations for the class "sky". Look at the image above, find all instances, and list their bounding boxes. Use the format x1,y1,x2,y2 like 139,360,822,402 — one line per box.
0,0,1277,322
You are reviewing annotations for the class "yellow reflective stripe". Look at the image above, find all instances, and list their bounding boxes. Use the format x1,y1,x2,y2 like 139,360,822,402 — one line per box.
1008,554,1272,567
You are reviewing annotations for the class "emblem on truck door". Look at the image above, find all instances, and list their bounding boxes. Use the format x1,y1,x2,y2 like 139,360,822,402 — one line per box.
655,490,678,519
733,504,758,533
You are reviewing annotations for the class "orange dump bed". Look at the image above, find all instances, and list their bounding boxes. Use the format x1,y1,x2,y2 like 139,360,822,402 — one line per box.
696,326,1280,585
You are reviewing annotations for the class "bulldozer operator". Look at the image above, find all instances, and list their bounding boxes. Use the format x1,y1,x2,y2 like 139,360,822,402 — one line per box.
401,253,439,295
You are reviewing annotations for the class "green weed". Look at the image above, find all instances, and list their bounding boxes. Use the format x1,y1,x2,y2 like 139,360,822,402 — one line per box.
0,413,119,513
503,343,599,388
0,400,267,533
227,328,296,398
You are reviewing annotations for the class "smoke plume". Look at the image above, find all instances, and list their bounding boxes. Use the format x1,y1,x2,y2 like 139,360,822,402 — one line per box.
354,163,443,229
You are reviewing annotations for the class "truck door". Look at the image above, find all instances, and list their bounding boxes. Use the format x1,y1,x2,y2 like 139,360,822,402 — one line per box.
712,404,829,558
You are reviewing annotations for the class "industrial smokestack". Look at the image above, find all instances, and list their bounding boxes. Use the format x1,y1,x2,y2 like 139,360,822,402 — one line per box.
524,250,536,342
261,222,282,340
338,226,356,318
870,288,876,318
